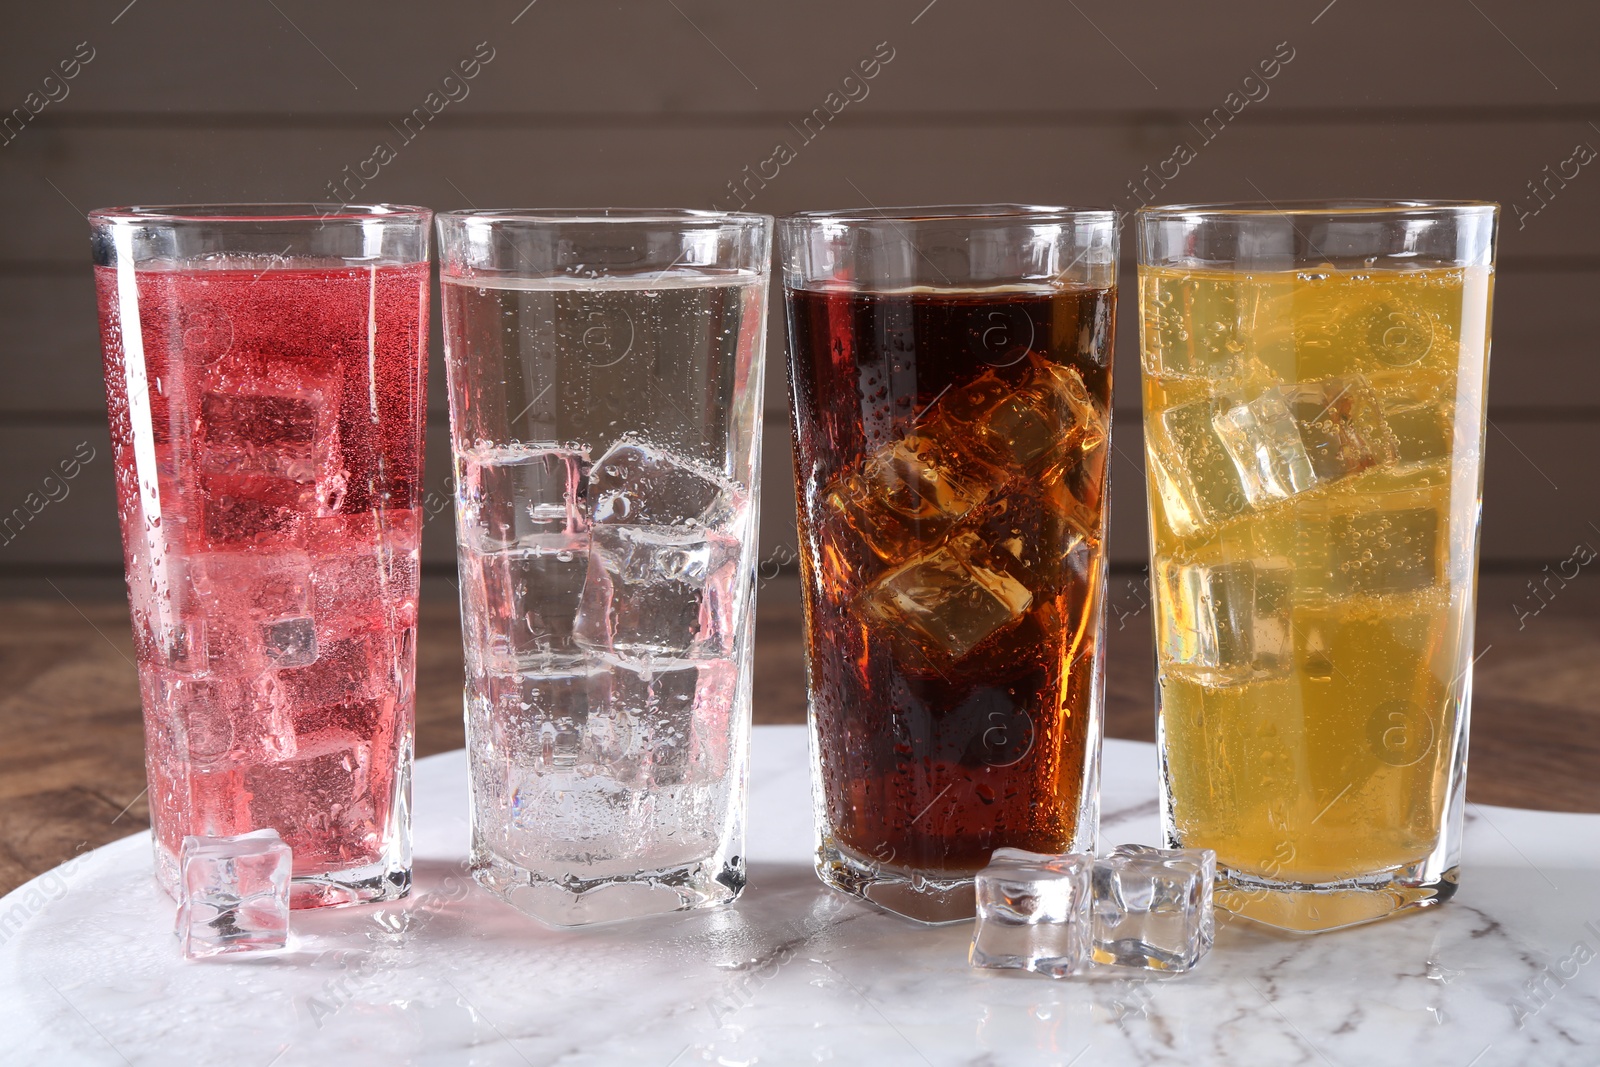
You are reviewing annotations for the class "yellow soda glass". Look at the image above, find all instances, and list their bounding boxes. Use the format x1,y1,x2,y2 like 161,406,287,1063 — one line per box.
1137,201,1497,932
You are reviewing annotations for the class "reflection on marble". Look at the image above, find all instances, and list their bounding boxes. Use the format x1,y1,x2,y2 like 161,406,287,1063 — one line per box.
2,727,1598,1065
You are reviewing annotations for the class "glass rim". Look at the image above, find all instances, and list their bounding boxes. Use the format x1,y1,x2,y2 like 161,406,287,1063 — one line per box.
782,203,1116,225
87,203,432,225
438,207,770,227
1137,198,1499,220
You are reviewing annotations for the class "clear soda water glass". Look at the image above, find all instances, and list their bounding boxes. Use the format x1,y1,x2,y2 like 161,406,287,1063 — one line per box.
437,209,771,926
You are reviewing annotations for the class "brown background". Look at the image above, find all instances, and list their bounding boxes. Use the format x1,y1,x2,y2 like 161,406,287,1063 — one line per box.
2,1,1599,893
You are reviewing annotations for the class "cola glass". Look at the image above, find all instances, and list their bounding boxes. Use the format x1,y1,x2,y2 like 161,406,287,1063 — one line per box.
781,206,1117,923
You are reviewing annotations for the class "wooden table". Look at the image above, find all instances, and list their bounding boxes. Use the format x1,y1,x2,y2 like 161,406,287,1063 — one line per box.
3,573,1595,896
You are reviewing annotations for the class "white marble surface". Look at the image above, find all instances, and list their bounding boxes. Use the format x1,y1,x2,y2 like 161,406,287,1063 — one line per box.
2,726,1598,1066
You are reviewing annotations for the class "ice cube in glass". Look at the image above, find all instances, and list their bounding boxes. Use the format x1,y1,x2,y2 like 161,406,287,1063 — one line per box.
1151,398,1251,535
860,534,1033,666
1332,504,1443,597
824,433,993,563
1156,557,1293,685
962,357,1106,476
472,541,589,666
463,446,588,548
588,439,733,527
574,526,740,664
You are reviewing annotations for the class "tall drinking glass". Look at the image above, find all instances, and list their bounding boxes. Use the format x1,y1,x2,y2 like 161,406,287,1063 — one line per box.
91,204,432,908
438,209,770,926
1137,200,1497,931
781,206,1117,923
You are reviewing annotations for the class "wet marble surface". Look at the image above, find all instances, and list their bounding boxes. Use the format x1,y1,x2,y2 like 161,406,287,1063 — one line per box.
2,726,1598,1066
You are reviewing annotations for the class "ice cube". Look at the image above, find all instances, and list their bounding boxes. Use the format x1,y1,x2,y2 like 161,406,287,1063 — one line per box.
163,617,209,676
190,551,313,620
1277,377,1397,484
970,848,1093,978
196,367,344,542
824,433,993,563
1381,398,1452,471
589,439,737,528
176,829,292,959
169,677,239,764
1211,390,1318,506
471,542,589,667
198,385,334,484
474,666,607,775
275,629,391,712
1332,504,1442,597
311,542,420,628
608,662,696,786
242,737,372,867
605,659,738,787
463,447,587,549
958,357,1106,476
263,616,317,667
1151,398,1251,535
965,476,1093,595
1157,558,1292,686
199,472,317,547
1139,273,1252,381
1091,844,1216,973
860,533,1034,667
1212,377,1399,507
164,674,297,764
573,527,740,664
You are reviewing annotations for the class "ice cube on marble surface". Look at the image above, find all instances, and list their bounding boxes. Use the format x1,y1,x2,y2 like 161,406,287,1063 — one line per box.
971,848,1093,978
1092,844,1216,973
176,829,292,960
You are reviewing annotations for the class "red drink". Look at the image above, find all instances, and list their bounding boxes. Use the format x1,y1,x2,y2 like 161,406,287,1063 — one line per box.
96,259,428,907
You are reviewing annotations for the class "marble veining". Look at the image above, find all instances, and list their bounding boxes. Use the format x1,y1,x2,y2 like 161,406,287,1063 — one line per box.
2,727,1597,1066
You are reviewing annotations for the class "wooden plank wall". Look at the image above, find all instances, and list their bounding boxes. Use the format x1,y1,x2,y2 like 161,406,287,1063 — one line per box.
1,0,1596,579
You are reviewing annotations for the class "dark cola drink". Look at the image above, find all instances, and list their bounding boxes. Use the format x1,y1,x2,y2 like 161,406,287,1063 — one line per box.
786,282,1115,920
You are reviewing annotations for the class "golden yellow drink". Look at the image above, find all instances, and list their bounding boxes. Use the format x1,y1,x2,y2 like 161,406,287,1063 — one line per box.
1141,263,1492,929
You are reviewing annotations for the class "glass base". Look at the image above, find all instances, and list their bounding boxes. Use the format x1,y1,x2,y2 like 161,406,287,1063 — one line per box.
471,846,745,927
816,839,977,925
155,840,412,910
1216,862,1459,933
